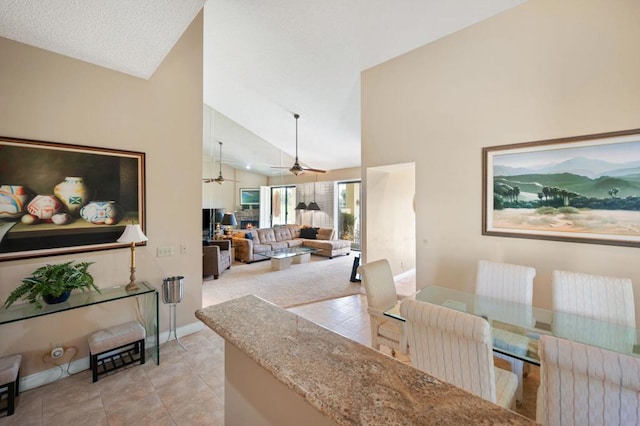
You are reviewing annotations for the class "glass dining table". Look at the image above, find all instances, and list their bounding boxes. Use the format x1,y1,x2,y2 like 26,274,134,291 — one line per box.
384,285,640,366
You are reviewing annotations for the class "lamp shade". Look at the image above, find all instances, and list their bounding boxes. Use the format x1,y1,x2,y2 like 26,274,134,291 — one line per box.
221,213,237,226
295,202,307,210
117,224,148,244
306,202,321,211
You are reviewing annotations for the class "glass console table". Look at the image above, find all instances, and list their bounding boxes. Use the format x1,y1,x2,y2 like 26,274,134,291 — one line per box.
0,281,159,365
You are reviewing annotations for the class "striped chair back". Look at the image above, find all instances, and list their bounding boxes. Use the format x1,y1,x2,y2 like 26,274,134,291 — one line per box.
475,260,535,305
401,299,497,403
537,335,640,425
552,270,635,353
552,270,635,327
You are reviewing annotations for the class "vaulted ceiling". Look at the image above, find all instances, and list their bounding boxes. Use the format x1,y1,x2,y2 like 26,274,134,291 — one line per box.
0,0,526,175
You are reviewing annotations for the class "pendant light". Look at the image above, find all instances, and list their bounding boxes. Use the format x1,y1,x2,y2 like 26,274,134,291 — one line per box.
307,178,320,211
295,182,307,210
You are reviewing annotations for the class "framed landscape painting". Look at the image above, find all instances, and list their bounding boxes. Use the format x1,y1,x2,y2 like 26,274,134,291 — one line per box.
483,129,640,247
0,136,146,261
240,188,260,206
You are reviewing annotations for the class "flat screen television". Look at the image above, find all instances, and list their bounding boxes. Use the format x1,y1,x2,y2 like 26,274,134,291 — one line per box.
203,209,212,233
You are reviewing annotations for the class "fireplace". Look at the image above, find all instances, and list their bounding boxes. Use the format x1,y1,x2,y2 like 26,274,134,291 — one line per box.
240,220,259,229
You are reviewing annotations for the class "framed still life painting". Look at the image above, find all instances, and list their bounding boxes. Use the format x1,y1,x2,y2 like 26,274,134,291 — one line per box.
0,136,145,261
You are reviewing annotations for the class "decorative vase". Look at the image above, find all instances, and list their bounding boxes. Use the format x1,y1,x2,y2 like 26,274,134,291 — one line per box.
0,185,31,219
80,200,123,225
54,177,90,216
43,291,71,305
27,195,63,221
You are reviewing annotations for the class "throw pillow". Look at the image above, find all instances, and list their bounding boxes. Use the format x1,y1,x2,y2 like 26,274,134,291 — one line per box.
300,227,318,239
244,232,253,240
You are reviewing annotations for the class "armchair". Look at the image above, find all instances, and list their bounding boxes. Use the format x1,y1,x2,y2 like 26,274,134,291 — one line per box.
203,240,231,280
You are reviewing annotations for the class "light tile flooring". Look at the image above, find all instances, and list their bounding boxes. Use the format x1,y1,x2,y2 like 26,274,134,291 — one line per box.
1,281,538,424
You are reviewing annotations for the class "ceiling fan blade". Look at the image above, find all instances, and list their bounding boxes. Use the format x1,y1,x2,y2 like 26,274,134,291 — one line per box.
302,167,326,173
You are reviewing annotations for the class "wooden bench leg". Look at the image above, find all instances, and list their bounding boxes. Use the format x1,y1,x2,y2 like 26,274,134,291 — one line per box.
140,339,146,365
6,381,15,416
91,354,98,383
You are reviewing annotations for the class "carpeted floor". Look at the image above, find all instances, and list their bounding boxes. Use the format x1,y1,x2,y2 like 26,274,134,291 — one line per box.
202,253,361,308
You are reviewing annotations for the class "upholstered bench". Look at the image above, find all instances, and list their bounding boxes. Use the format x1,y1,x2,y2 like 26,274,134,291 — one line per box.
88,321,146,382
0,353,21,416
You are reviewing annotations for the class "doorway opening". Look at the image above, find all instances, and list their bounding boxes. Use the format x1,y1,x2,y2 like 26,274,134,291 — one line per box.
337,180,361,250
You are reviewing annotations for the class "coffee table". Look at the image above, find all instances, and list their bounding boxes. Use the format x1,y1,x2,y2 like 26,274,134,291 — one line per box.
261,246,319,271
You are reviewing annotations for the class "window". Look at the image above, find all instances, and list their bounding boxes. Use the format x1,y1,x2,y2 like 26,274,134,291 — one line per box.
271,186,296,226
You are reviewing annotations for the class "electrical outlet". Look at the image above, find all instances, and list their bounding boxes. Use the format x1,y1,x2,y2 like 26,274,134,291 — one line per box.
51,346,64,359
180,244,188,255
157,247,174,257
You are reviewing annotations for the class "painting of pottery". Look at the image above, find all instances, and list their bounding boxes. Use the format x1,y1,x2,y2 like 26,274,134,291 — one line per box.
0,185,32,219
0,136,145,261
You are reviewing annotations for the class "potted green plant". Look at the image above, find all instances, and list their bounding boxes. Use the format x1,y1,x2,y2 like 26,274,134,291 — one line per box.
3,261,100,309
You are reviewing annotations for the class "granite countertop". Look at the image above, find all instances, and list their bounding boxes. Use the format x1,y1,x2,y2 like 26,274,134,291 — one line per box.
195,295,535,425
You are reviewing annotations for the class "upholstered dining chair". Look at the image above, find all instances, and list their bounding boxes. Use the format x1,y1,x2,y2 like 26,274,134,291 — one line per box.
400,299,518,409
537,334,640,426
552,270,635,352
358,259,408,356
475,259,536,405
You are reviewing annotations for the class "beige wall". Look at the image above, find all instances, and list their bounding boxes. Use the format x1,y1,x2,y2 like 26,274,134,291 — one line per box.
0,13,204,375
362,0,640,315
364,163,415,274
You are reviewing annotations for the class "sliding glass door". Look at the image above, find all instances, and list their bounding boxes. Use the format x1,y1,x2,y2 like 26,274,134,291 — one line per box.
271,186,296,226
337,181,361,250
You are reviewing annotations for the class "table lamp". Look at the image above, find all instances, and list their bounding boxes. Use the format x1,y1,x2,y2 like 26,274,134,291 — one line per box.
117,224,148,291
221,213,237,234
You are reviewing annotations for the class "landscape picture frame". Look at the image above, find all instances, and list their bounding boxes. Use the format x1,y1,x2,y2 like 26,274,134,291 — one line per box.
0,136,146,261
482,129,640,247
240,188,260,206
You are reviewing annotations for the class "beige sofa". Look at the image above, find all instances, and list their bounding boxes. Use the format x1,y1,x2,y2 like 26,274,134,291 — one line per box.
232,224,351,263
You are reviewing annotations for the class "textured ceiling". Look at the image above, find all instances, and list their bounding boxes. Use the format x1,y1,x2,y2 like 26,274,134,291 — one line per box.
0,0,526,175
0,0,205,79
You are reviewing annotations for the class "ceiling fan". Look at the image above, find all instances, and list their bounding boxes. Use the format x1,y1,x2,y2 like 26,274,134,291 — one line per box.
203,141,239,185
273,113,326,176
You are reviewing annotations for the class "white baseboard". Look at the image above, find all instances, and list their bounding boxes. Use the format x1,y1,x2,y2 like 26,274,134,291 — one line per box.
20,321,205,392
394,268,416,282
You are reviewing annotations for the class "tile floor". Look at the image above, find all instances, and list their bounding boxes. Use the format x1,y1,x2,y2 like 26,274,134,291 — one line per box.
1,281,538,425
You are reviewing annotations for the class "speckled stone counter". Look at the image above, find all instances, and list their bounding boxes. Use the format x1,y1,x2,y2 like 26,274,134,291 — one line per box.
195,295,534,425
